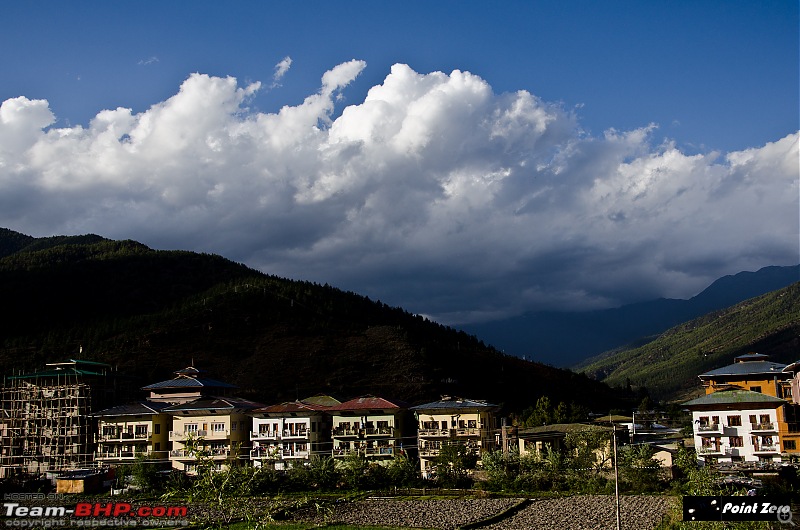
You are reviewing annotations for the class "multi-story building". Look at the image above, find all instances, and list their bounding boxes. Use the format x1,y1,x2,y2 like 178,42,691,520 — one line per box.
250,395,339,469
410,397,498,478
0,359,119,474
696,353,800,457
165,397,261,473
684,388,785,463
93,402,171,464
329,396,409,462
141,365,261,473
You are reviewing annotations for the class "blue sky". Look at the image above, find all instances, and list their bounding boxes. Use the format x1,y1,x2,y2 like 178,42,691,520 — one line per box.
1,1,798,325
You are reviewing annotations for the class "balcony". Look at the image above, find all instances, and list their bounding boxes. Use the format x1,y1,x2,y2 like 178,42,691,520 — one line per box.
251,430,279,440
205,429,230,439
419,448,440,457
753,445,780,454
282,429,308,439
697,424,722,435
332,427,359,437
170,430,207,440
97,450,148,460
364,447,394,457
365,426,394,437
698,446,723,455
751,423,776,432
418,428,450,437
454,428,480,437
98,431,150,442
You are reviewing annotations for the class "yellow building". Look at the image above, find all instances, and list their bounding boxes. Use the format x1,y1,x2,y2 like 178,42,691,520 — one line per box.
165,397,261,473
410,397,498,479
697,353,800,457
141,366,262,473
93,402,170,464
329,396,409,462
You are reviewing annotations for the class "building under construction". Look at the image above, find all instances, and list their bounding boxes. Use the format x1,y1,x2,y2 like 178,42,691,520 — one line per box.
0,359,118,477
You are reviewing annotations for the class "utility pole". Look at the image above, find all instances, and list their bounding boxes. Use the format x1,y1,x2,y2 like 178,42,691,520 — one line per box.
501,417,508,458
613,422,621,530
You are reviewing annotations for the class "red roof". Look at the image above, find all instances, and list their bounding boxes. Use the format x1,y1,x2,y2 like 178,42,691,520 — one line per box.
254,400,332,414
328,395,407,412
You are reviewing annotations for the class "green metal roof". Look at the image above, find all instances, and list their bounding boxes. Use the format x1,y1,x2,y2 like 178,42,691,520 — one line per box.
683,389,785,407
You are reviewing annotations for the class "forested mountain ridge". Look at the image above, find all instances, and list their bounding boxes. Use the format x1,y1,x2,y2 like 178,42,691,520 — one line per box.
576,282,800,401
0,228,627,413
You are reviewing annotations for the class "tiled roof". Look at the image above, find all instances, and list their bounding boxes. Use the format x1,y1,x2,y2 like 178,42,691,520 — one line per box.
683,389,786,407
92,401,170,417
328,395,407,411
698,360,787,378
162,396,263,413
411,398,498,411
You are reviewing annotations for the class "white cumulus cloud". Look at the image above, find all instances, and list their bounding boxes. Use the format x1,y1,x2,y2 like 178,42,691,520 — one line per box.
0,61,797,324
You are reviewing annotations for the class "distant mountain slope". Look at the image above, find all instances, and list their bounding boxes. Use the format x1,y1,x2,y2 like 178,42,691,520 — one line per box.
575,282,800,401
462,265,799,367
0,228,626,413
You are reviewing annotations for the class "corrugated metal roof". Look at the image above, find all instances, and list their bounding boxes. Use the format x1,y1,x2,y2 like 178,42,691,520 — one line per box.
410,398,498,411
699,360,787,378
683,389,785,407
162,396,263,413
92,401,170,417
141,377,236,390
328,395,406,411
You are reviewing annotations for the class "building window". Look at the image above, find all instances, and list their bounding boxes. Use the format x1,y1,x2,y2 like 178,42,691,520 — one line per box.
185,424,198,432
784,440,797,451
154,442,160,451
750,386,762,393
729,436,743,447
154,424,160,434
211,423,225,432
728,416,742,427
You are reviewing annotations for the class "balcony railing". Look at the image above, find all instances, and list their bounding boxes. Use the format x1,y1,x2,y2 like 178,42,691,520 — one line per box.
751,423,776,432
97,450,149,460
418,429,450,437
364,427,394,436
419,448,440,457
698,446,722,455
697,424,722,434
364,447,394,456
282,429,308,439
332,428,359,437
206,429,230,439
251,431,279,440
454,428,480,437
99,432,150,442
754,445,779,453
170,430,209,440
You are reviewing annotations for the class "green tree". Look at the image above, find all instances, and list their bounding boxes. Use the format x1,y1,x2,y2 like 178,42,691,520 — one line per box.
434,442,478,488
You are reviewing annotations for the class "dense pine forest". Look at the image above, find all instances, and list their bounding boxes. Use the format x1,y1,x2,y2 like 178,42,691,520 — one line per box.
0,228,629,413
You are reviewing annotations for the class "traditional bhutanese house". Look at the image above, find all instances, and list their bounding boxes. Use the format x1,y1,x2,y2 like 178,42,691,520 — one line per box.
683,388,785,464
697,353,800,457
141,366,237,405
250,395,340,470
410,397,499,478
93,401,171,464
141,366,261,473
329,396,410,462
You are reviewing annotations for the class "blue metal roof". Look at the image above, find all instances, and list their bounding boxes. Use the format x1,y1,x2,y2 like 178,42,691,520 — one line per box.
699,360,787,378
